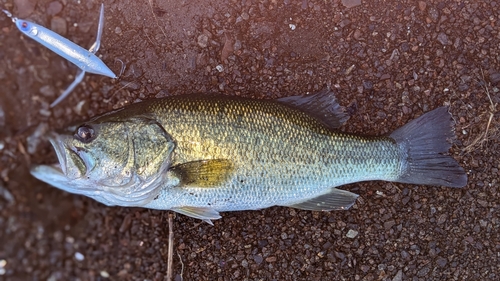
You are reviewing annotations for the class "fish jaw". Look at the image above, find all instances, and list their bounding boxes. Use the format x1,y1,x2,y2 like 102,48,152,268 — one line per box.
48,132,87,179
30,162,166,207
30,164,110,203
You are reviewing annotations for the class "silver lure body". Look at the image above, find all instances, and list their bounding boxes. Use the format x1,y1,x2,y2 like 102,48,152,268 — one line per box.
3,4,116,107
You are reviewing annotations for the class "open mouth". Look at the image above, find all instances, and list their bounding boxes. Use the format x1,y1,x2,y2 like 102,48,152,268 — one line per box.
48,132,89,179
48,132,69,175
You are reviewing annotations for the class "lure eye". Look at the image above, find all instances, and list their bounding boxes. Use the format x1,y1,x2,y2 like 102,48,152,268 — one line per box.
75,125,96,143
20,21,29,31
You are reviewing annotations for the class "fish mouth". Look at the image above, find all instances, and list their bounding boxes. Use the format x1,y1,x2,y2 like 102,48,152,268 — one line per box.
48,132,88,179
48,132,68,174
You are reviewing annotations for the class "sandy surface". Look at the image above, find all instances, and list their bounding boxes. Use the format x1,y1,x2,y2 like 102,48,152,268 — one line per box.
0,0,499,280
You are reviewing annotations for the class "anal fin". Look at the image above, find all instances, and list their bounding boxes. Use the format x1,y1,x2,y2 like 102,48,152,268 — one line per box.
173,206,222,225
288,188,359,211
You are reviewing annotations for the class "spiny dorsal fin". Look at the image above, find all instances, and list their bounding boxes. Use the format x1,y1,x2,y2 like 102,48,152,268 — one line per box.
170,159,234,188
287,188,359,211
276,88,349,129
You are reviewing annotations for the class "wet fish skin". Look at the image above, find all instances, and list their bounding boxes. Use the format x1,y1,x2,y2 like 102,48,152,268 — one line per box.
30,90,467,223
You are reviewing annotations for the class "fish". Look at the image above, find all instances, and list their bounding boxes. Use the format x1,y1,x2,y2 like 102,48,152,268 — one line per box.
30,89,467,224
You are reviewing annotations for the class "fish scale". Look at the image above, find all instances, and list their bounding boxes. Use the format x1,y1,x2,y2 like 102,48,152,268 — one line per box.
139,95,401,211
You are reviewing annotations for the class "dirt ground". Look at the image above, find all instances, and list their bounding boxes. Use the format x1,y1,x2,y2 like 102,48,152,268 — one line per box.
0,0,499,280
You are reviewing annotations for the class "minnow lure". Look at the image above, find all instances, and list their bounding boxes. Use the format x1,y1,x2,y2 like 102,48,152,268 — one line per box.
2,4,116,107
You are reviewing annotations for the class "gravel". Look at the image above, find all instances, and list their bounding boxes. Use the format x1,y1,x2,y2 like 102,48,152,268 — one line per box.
0,0,499,280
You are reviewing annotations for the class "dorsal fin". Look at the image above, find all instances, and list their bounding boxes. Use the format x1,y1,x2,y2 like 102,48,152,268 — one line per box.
276,88,349,129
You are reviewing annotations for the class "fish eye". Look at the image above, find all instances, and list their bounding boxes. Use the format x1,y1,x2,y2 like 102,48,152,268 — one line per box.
75,125,95,143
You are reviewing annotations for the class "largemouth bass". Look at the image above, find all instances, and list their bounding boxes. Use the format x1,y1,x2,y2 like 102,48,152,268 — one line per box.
31,90,467,223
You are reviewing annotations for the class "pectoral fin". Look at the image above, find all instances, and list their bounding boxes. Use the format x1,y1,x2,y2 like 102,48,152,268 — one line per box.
287,188,359,211
170,159,234,188
173,206,222,225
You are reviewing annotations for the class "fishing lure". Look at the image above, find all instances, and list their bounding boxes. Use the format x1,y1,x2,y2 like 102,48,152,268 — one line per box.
2,4,116,107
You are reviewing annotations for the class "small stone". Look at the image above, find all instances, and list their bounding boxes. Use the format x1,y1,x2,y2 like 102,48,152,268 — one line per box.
417,265,430,276
341,0,362,9
346,229,359,238
437,33,449,45
418,1,426,11
50,16,67,36
265,256,277,262
384,220,396,230
490,72,500,84
253,255,263,264
363,80,373,90
27,123,49,154
437,214,447,224
74,252,85,261
428,7,439,22
14,0,36,18
380,73,391,80
0,104,4,127
258,240,268,248
392,269,403,281
353,29,363,40
436,257,447,267
47,1,63,16
197,34,208,48
39,85,56,98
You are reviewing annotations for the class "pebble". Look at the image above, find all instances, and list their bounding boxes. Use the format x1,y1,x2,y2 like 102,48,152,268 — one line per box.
265,256,277,262
353,29,363,40
27,123,49,154
342,0,362,9
0,104,5,128
14,0,36,18
0,183,15,204
437,33,449,45
418,1,426,11
197,34,209,48
74,252,85,261
490,72,500,84
346,229,359,238
47,1,63,16
436,257,447,267
39,85,56,98
50,16,67,36
428,7,439,22
392,269,403,281
384,220,396,230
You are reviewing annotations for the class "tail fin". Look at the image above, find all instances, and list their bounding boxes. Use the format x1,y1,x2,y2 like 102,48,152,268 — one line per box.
390,107,467,188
